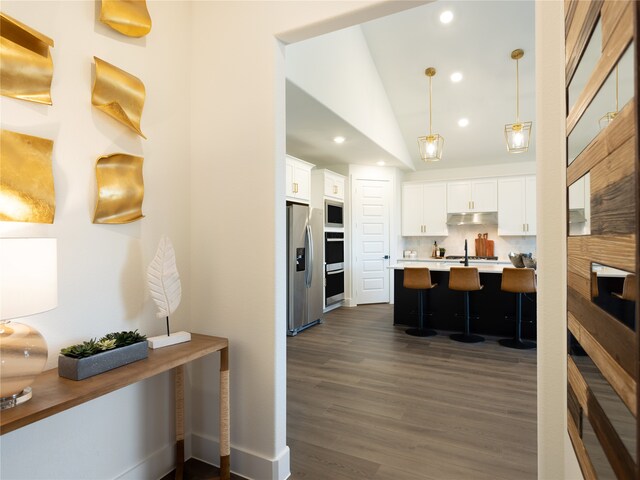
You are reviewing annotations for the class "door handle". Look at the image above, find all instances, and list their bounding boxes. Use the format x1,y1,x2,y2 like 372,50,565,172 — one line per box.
383,255,390,259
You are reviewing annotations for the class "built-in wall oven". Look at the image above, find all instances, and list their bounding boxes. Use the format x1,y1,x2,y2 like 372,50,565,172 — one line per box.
325,232,345,306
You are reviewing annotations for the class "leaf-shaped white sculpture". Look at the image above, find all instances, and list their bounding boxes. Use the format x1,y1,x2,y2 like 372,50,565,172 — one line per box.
147,235,182,319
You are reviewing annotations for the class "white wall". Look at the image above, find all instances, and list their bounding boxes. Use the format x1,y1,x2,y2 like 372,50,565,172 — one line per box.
536,1,583,478
0,1,582,479
401,224,536,261
187,2,420,479
1,1,193,479
286,25,414,169
403,160,536,183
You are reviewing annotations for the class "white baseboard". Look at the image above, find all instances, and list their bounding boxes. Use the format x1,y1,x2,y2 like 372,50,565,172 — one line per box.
344,297,357,307
192,432,290,480
115,441,176,480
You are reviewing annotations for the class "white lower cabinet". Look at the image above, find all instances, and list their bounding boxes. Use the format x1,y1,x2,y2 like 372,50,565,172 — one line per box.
498,175,536,236
402,182,448,236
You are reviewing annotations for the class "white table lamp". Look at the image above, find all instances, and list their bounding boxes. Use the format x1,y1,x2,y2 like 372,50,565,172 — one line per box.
0,238,57,409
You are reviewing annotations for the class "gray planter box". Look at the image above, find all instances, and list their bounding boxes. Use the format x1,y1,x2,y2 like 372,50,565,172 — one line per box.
58,342,148,380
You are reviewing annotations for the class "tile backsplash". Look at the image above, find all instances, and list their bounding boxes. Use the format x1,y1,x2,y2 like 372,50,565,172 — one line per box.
400,225,536,261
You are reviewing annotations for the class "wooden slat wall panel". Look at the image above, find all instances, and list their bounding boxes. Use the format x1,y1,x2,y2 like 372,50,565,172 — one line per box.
568,287,636,378
633,5,640,468
568,235,636,274
565,0,578,28
568,100,636,185
569,312,637,416
566,1,638,477
606,101,638,159
591,138,637,236
567,11,633,134
589,393,637,479
568,357,637,479
569,355,592,412
569,411,598,480
568,270,591,300
568,381,583,431
602,1,632,52
566,0,603,85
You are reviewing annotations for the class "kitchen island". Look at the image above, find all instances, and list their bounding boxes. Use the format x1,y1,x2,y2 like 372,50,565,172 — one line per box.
392,262,537,339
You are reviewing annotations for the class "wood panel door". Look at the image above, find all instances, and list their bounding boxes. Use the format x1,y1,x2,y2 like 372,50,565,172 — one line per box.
565,1,639,478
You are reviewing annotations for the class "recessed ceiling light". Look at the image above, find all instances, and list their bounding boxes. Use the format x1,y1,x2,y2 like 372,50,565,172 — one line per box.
458,118,469,127
439,10,454,24
377,160,385,166
450,72,463,83
333,136,345,144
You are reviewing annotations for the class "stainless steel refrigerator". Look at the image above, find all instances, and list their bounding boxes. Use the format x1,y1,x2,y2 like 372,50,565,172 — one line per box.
287,204,323,335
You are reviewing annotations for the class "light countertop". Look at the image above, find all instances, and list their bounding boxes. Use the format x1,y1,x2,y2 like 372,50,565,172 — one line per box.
390,261,516,274
400,257,510,264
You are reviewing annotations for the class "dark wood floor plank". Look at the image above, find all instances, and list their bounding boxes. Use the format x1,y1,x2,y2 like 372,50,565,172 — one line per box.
287,304,537,479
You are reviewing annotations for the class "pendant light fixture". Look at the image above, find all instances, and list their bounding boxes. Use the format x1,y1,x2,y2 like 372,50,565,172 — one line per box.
599,65,619,130
504,49,532,153
418,67,444,162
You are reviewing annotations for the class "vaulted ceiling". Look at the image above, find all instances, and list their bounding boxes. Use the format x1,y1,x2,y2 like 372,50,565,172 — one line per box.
286,1,536,171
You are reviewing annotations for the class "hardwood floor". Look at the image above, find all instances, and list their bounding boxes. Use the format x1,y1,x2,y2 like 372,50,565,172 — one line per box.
287,304,537,479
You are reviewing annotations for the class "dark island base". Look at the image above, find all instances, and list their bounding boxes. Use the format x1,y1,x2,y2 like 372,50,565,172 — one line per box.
394,269,537,340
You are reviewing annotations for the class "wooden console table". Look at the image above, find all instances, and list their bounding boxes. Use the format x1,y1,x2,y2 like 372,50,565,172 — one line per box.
0,333,230,480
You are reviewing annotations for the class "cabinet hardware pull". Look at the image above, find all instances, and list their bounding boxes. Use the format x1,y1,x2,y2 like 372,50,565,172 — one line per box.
293,182,298,193
333,185,338,194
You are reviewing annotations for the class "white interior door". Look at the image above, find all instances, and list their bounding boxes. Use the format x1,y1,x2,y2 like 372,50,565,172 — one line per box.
353,179,390,304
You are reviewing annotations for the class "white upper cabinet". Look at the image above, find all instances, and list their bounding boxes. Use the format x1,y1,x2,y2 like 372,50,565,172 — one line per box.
286,155,314,203
323,170,345,201
446,179,497,213
402,182,448,236
498,175,536,236
524,176,536,235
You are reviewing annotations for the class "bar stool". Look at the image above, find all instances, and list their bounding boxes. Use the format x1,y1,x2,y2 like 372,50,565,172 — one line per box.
591,271,599,298
404,267,437,337
448,267,484,343
499,267,536,349
612,274,637,301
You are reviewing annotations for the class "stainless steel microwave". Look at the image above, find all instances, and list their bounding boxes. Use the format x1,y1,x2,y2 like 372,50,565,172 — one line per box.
325,200,344,228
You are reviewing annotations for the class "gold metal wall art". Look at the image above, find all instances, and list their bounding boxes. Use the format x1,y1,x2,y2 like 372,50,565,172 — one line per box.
99,0,152,38
92,57,146,139
0,129,55,223
0,12,54,105
93,153,144,224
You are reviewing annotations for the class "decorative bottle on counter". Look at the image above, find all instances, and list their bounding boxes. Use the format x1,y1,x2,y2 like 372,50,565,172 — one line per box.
432,241,438,258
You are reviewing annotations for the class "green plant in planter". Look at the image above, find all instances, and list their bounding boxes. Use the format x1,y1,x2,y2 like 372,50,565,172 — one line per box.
103,330,146,347
60,330,147,358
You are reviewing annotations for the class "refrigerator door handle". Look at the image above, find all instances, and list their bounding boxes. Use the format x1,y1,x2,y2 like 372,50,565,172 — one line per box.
305,223,313,288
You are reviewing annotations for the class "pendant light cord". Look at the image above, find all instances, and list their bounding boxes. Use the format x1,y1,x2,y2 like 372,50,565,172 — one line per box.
515,58,520,123
429,75,433,136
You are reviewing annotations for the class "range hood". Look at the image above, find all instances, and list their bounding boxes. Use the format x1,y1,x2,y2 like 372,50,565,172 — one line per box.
446,212,498,226
568,208,586,224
